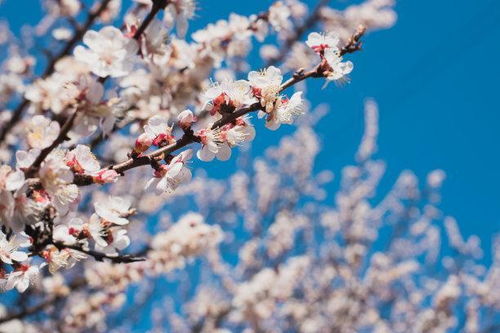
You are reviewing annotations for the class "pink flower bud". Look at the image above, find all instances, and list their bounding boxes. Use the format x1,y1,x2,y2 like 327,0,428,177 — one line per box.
93,169,119,184
177,110,197,130
134,133,153,154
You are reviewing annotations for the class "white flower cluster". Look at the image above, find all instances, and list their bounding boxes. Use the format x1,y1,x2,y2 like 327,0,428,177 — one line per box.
5,2,485,333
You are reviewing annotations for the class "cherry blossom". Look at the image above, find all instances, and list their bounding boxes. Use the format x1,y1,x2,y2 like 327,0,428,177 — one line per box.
94,196,132,226
177,109,197,130
263,91,305,130
95,229,131,256
5,4,492,333
223,116,256,147
196,128,231,162
66,145,100,175
74,26,138,78
203,80,257,116
324,48,354,81
0,231,28,264
5,263,42,292
25,115,60,149
43,247,86,274
306,31,340,53
84,213,111,249
145,149,193,194
38,151,79,215
248,66,283,113
143,115,175,147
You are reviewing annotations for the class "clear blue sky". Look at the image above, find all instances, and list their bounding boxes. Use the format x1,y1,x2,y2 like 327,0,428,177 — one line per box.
1,0,499,280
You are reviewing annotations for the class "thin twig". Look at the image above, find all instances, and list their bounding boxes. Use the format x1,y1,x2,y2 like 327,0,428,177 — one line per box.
52,242,146,263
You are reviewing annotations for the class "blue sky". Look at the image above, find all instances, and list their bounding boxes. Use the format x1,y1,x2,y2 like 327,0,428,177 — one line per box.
190,0,500,252
1,0,498,256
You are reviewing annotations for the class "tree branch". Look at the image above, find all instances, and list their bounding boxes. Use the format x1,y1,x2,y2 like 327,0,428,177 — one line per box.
74,56,357,186
52,242,146,264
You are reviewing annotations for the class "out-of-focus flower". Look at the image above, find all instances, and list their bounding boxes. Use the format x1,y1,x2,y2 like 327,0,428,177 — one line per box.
26,115,60,149
163,0,196,38
74,26,138,77
268,1,292,32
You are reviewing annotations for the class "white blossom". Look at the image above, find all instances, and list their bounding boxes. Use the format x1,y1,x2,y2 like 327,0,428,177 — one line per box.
145,149,192,194
74,26,138,77
94,196,132,225
5,264,41,292
248,66,283,113
324,48,354,81
0,231,28,264
26,115,60,149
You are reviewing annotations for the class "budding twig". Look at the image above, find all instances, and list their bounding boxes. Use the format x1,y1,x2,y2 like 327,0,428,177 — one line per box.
74,30,365,187
52,242,146,264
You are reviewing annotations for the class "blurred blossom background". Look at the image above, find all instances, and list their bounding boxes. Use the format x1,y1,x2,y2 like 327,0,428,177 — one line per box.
2,1,499,244
0,0,499,331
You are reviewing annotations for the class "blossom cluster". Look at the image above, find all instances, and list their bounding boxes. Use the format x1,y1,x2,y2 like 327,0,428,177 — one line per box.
3,1,494,333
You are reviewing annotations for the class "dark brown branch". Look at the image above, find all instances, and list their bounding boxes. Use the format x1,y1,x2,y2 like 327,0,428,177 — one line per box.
133,0,170,40
52,242,146,264
340,25,366,56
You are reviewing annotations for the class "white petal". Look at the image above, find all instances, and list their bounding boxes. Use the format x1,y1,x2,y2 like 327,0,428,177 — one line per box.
216,144,232,161
10,251,28,262
197,146,215,162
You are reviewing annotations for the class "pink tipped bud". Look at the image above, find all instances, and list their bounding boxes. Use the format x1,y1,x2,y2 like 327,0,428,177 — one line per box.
93,169,119,184
134,133,153,154
177,109,197,129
